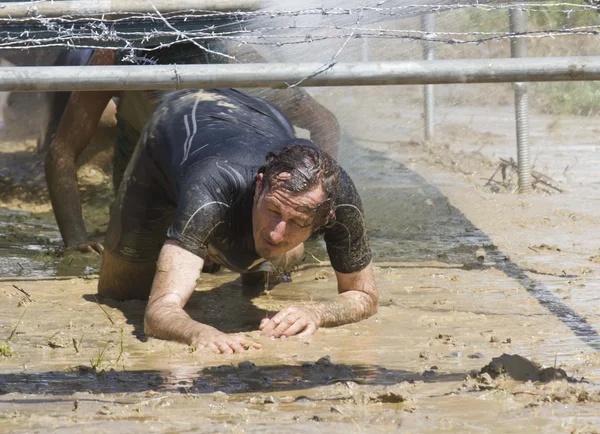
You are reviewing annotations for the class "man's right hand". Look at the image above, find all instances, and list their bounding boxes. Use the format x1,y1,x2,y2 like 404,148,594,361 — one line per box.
191,327,262,354
73,241,104,255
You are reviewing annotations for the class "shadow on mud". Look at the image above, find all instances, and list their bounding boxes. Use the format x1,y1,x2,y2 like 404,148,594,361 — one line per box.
86,277,280,341
0,359,466,396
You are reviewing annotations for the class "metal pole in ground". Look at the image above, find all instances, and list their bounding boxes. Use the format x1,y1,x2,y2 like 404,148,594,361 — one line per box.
422,13,436,142
509,7,532,193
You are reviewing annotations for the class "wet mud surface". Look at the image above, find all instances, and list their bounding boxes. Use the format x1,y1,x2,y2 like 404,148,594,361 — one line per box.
2,84,600,431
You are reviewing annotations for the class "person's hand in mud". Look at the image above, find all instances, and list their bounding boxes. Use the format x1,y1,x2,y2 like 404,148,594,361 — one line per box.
259,305,320,339
142,242,262,355
72,241,104,256
191,325,262,354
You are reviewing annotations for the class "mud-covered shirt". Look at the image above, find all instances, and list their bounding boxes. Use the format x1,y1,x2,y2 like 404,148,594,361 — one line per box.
143,89,371,274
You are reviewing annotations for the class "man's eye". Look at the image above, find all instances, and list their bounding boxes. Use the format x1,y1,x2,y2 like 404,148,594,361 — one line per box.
292,220,308,228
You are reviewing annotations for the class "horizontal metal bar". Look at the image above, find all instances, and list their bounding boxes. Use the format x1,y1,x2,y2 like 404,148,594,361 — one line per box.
1,57,600,92
0,0,259,18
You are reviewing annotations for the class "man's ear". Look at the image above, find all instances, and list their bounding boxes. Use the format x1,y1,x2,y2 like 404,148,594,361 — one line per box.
255,173,264,199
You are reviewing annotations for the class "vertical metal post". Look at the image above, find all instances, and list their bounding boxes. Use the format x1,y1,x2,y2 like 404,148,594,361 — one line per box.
422,13,436,142
509,8,532,193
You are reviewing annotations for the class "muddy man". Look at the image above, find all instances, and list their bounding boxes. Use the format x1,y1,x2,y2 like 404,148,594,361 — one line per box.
45,44,340,255
97,89,378,354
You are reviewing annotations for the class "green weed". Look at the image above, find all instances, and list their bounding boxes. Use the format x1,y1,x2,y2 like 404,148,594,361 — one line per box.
0,343,13,358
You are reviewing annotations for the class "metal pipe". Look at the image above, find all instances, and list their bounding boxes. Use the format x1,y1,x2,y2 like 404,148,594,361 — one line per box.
0,0,260,18
509,8,532,193
1,57,600,92
421,12,436,142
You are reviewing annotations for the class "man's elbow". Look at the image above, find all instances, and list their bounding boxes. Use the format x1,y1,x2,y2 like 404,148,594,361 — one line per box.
143,304,161,338
365,290,379,318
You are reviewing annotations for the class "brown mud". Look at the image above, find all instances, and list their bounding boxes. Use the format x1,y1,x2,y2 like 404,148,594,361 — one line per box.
2,41,600,434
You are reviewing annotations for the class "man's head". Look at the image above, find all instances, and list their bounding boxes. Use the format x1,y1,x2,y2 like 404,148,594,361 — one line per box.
252,141,340,260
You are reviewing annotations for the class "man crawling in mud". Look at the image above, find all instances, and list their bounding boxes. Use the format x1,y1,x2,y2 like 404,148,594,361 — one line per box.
97,88,377,354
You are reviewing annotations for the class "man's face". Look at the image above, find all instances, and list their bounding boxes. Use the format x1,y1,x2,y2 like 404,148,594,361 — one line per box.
252,173,325,260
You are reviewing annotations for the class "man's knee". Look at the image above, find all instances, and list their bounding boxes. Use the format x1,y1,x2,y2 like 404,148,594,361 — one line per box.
98,250,156,301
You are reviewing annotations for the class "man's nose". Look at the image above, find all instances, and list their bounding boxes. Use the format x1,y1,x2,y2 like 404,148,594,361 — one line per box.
269,220,287,244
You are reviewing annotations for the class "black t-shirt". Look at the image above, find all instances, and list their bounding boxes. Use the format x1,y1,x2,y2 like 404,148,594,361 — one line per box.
144,89,371,274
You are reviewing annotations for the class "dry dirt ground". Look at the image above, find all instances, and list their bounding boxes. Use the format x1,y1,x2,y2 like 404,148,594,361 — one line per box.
0,82,599,432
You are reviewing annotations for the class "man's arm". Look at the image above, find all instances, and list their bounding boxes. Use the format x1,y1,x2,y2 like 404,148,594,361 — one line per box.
260,88,341,157
259,262,378,338
232,44,340,157
144,240,262,354
44,49,117,254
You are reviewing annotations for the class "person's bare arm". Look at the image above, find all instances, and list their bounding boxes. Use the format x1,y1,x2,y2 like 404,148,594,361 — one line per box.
260,262,378,338
262,88,341,157
232,44,341,157
144,240,262,354
44,49,117,254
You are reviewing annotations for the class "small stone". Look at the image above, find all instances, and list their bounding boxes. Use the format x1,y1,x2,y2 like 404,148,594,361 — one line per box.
479,373,494,385
295,396,313,404
503,338,512,344
330,406,344,415
449,351,462,358
468,352,485,359
430,365,439,370
423,370,437,378
490,336,500,343
419,351,430,360
264,395,278,404
238,361,258,372
316,355,333,366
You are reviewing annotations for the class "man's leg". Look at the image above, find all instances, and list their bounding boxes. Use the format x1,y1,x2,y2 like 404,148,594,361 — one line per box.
98,250,156,301
99,131,174,301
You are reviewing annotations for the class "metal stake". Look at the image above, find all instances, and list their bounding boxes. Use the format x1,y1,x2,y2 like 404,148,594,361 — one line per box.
509,8,532,193
422,13,436,142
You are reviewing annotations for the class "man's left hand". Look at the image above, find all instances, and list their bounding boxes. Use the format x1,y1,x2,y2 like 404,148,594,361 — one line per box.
259,306,320,339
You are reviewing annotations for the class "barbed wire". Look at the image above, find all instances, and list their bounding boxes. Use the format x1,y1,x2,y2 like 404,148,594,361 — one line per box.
0,1,599,57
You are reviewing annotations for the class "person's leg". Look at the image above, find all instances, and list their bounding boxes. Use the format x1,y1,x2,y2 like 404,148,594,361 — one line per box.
98,250,156,300
112,122,137,192
100,132,174,300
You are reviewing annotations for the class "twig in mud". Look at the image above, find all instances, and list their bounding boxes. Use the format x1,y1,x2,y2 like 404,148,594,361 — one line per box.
47,330,60,342
92,295,115,325
12,284,32,302
72,331,85,353
486,158,564,193
310,253,327,265
484,164,503,187
8,307,27,342
528,246,540,253
115,328,124,365
230,362,241,379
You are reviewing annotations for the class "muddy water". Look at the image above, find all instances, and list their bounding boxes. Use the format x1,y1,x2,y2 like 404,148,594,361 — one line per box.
2,84,600,431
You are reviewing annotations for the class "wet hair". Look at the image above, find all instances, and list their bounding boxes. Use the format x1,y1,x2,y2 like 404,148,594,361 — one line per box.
258,139,340,229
